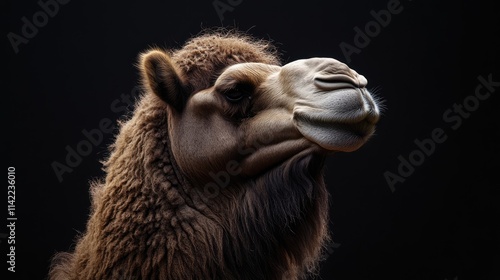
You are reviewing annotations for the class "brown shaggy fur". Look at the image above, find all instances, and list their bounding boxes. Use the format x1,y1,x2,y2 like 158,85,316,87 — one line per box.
49,31,330,280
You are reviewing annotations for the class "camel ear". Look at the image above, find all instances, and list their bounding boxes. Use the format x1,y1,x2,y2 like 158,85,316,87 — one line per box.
140,50,186,111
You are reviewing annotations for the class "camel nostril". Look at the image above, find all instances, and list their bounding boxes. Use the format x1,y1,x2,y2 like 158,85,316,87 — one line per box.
314,73,368,90
314,80,356,91
313,74,360,91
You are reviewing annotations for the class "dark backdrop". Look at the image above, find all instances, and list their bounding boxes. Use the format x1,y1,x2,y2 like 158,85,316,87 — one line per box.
3,0,499,279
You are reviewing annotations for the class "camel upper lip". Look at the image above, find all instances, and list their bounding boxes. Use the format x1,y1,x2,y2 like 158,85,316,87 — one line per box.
293,104,379,128
293,87,380,125
292,87,379,150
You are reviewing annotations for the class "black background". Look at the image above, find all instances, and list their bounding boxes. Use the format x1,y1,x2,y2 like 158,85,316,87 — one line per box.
3,0,499,279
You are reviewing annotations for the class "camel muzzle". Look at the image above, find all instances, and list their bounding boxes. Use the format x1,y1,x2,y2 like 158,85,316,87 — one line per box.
280,57,380,152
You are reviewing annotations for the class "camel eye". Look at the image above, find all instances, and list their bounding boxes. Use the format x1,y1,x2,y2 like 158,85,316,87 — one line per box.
224,89,246,102
222,83,253,103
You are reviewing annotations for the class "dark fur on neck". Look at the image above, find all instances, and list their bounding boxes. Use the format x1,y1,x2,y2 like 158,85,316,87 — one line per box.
221,153,330,279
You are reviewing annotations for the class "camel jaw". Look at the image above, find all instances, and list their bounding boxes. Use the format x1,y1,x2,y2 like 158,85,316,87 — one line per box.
293,87,379,152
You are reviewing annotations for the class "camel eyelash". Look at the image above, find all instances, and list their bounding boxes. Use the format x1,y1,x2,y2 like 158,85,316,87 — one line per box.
221,82,254,103
220,84,255,120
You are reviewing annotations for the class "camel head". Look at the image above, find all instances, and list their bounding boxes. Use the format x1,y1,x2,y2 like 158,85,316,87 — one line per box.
139,33,380,191
47,32,382,280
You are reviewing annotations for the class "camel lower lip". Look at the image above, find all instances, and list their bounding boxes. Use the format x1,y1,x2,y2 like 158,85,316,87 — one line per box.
293,114,375,152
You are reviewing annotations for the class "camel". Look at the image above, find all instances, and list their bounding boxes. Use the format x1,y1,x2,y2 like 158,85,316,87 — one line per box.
49,31,380,280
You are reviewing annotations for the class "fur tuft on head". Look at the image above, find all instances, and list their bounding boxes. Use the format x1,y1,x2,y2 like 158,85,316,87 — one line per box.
171,29,280,92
